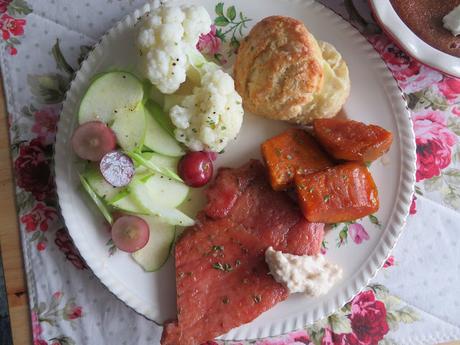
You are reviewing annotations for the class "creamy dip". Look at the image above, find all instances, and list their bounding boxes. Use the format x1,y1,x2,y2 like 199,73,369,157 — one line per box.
265,246,342,297
443,5,460,36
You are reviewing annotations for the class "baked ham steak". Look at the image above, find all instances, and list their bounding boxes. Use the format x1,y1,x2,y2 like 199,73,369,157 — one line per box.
161,160,324,345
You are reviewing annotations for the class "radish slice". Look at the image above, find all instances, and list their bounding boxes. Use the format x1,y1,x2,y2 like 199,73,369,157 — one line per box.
71,121,116,161
111,215,150,252
100,151,135,187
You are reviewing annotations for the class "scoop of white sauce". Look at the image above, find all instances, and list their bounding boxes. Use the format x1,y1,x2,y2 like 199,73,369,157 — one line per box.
265,246,342,297
443,5,460,36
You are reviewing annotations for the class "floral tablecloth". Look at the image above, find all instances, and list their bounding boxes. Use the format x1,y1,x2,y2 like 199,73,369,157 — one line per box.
1,0,460,344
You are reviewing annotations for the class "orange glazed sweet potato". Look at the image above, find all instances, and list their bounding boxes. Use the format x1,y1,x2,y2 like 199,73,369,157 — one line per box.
261,128,334,191
295,162,379,223
313,118,393,162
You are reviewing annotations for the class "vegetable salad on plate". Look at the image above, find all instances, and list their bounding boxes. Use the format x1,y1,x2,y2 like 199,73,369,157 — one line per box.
72,4,244,272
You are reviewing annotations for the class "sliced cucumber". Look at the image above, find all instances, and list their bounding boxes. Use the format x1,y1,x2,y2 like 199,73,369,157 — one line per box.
110,104,146,152
127,151,182,182
177,188,206,220
143,173,189,208
145,100,176,139
78,72,144,124
149,84,165,109
186,47,207,69
131,216,175,272
130,180,194,226
79,174,113,224
140,152,179,173
109,193,147,215
144,102,185,157
82,164,122,201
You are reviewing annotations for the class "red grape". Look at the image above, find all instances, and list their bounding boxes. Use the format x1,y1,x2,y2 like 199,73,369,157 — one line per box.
111,215,149,252
71,121,116,161
178,151,213,187
205,151,218,161
100,151,135,187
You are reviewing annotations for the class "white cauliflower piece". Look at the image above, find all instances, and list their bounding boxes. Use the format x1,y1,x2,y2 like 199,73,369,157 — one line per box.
170,64,244,152
182,6,212,43
137,4,212,94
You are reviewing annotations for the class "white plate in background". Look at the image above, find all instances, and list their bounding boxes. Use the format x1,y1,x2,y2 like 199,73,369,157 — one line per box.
369,0,460,78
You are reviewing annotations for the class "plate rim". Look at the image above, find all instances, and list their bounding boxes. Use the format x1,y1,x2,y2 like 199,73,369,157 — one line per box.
54,0,416,340
368,0,460,78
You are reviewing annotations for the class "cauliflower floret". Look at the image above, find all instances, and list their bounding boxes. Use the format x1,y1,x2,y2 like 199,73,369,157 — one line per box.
144,45,188,94
138,4,212,94
160,23,184,43
182,6,212,43
162,6,186,24
170,64,244,152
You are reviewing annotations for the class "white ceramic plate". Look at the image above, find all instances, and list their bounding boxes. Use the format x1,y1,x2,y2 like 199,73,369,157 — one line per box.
55,0,416,340
369,0,460,78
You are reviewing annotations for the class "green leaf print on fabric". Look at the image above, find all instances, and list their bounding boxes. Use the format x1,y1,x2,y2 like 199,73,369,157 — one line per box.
423,170,460,209
304,285,419,345
407,87,450,112
49,336,76,345
448,115,460,137
7,0,32,16
27,73,70,104
52,39,75,75
31,293,81,345
33,292,83,326
27,39,93,104
328,312,352,333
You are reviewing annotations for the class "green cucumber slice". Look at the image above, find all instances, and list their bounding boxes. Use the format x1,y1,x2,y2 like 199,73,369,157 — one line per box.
110,105,146,151
109,193,148,215
143,103,184,157
82,164,122,201
186,48,207,69
143,173,189,208
127,151,182,182
145,100,176,139
130,180,194,226
78,71,144,124
148,84,165,109
131,216,175,272
140,152,179,172
79,174,113,224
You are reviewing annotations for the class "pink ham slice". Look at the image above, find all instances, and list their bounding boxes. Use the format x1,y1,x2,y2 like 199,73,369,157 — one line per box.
161,160,324,345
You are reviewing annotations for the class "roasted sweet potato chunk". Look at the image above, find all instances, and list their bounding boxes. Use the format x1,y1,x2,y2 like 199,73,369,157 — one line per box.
261,128,333,191
295,162,379,223
313,118,393,162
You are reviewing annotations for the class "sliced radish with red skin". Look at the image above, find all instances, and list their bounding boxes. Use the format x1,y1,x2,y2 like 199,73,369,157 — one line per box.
111,215,150,252
71,121,116,161
100,151,135,187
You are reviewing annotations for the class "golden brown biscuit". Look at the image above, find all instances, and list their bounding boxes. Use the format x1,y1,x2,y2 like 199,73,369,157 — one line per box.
234,16,324,122
293,41,350,124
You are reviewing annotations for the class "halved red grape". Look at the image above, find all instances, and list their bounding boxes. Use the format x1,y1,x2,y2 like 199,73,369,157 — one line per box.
72,121,116,161
178,151,213,187
100,151,135,187
111,215,149,252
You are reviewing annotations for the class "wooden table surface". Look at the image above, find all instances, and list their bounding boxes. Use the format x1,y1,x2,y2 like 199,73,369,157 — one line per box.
0,76,459,345
0,73,32,344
